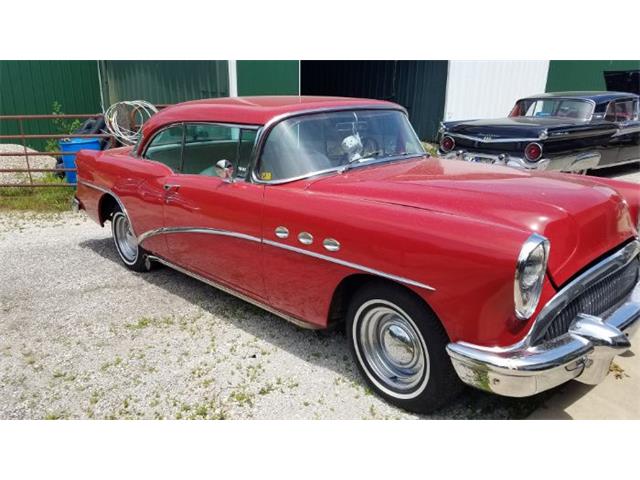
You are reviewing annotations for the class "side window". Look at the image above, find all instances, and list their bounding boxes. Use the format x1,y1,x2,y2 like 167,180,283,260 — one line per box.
144,125,184,172
606,100,637,122
182,123,239,176
182,123,257,179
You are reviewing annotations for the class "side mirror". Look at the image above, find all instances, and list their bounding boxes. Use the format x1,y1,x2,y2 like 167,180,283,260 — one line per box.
215,159,234,181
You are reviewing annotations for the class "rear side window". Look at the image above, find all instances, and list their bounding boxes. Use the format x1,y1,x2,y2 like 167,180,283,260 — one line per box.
144,125,184,172
182,124,239,176
182,123,258,178
605,100,638,122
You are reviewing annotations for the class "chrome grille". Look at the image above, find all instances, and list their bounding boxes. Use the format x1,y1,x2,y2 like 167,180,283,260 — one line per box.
539,258,639,343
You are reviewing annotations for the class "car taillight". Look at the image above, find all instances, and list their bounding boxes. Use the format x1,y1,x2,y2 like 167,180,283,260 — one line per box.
440,136,455,152
524,142,543,162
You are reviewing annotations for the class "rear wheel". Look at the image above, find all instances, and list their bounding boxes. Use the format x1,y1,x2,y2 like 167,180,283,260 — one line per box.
111,211,152,272
347,281,463,414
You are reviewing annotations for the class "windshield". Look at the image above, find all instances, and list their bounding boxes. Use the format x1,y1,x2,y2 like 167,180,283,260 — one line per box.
256,109,424,182
509,98,593,120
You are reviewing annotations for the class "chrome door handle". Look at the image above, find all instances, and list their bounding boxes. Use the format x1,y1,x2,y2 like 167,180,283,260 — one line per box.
163,183,180,192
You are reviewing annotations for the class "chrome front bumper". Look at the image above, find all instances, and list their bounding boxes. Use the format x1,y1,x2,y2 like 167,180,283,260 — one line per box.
446,243,640,397
439,149,601,173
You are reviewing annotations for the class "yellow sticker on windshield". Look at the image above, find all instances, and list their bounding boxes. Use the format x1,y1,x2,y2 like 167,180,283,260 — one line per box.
260,171,272,181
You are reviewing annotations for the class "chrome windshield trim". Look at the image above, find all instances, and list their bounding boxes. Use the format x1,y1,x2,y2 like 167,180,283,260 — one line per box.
137,226,261,245
77,179,137,236
248,105,419,185
263,239,435,292
145,255,321,330
251,154,426,186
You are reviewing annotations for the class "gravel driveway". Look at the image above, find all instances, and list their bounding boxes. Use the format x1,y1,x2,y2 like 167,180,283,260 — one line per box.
0,211,549,420
1,164,638,420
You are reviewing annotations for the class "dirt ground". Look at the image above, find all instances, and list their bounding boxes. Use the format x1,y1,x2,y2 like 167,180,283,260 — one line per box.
0,163,638,420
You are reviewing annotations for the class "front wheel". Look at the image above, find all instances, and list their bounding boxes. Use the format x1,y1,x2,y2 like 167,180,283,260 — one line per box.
111,211,152,272
347,282,463,414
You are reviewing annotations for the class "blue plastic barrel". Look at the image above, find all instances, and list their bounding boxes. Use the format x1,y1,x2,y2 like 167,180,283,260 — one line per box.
58,138,101,184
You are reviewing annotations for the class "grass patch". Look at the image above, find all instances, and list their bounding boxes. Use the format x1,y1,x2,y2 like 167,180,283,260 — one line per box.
421,141,439,156
125,315,175,331
0,174,74,212
44,411,67,420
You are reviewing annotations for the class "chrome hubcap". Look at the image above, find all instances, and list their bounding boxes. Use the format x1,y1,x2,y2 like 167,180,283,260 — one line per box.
358,304,427,393
115,214,138,262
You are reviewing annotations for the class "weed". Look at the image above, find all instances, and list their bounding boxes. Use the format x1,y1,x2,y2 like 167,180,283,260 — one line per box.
89,391,100,406
126,317,151,330
258,383,276,395
229,388,254,407
44,411,67,420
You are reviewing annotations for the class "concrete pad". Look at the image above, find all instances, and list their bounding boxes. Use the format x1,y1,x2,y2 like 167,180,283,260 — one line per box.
529,347,639,419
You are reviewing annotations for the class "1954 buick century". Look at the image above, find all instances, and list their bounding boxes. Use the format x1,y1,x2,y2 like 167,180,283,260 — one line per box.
73,96,640,413
438,91,640,174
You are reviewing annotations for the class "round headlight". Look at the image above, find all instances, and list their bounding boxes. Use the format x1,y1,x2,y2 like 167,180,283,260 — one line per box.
514,233,550,320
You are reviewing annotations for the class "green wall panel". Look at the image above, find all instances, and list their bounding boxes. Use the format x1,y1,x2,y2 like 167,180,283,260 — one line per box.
0,60,102,149
100,60,229,106
546,60,640,92
237,60,299,96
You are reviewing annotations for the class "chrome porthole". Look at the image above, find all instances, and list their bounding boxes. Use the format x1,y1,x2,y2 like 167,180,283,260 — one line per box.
323,238,340,252
113,212,138,265
353,300,430,398
298,232,313,245
275,226,289,239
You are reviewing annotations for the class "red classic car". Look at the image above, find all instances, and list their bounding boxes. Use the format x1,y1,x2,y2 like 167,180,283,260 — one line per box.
73,96,640,413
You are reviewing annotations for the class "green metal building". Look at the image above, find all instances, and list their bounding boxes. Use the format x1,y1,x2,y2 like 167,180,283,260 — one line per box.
1,59,638,149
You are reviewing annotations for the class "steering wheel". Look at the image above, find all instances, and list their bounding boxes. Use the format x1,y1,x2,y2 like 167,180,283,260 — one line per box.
361,137,380,156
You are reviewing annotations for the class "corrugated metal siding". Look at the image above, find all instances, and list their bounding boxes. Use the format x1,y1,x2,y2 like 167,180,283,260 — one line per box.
394,61,448,141
100,61,229,106
443,61,550,121
546,60,640,92
0,60,101,149
237,61,299,95
300,61,447,140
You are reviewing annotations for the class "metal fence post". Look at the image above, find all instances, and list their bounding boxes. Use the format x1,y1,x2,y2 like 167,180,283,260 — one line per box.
18,118,34,186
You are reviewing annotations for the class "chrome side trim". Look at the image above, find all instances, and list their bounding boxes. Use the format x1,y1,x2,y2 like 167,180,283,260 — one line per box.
263,239,435,292
77,179,138,236
136,226,435,292
138,226,262,245
446,133,541,144
146,255,321,330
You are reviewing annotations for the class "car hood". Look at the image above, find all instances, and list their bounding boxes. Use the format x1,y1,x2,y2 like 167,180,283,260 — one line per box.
443,116,613,140
307,157,636,285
